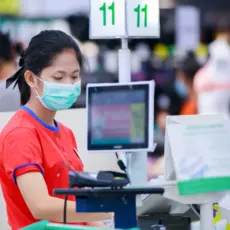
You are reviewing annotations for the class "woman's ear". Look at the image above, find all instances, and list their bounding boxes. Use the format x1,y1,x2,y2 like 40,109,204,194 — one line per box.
24,70,37,88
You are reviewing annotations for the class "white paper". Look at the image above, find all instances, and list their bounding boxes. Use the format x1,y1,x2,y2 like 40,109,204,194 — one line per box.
168,120,230,181
164,114,229,181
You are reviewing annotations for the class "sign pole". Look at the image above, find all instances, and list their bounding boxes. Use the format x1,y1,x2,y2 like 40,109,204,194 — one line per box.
118,38,131,83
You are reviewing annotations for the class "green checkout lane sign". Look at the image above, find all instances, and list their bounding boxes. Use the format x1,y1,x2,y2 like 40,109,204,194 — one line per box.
90,0,160,39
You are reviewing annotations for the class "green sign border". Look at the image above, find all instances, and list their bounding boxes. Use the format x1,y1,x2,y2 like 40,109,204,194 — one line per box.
178,177,230,195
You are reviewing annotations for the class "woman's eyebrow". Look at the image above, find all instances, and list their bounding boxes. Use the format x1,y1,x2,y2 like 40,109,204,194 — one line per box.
54,69,80,74
72,69,80,74
54,70,66,74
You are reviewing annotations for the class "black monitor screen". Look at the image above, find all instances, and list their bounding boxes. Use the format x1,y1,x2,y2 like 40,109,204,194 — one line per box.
87,84,151,151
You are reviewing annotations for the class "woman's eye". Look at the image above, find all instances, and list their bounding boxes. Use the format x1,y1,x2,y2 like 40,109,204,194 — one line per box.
72,76,79,80
53,76,63,80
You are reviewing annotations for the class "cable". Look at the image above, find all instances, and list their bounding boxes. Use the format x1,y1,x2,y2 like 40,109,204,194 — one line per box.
115,152,130,183
63,194,69,224
63,184,76,224
62,161,78,224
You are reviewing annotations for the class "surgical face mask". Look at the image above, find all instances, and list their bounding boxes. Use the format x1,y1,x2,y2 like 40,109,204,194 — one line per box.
35,78,81,111
175,80,188,98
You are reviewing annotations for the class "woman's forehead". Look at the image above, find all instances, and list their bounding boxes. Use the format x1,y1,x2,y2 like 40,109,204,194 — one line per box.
51,49,80,67
45,49,80,74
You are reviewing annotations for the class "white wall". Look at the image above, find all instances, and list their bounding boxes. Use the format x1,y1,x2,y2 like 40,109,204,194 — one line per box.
56,109,119,172
0,108,119,229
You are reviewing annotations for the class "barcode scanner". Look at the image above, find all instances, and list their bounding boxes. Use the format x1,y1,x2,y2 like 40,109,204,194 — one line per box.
68,171,129,188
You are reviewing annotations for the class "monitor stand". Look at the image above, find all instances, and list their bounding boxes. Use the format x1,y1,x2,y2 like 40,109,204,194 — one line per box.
118,38,149,187
126,152,148,186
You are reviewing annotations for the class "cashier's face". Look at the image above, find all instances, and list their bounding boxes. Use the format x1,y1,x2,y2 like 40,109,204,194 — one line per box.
25,49,81,96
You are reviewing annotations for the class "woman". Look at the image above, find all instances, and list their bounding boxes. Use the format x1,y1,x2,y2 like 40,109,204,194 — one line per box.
0,30,111,230
175,52,201,115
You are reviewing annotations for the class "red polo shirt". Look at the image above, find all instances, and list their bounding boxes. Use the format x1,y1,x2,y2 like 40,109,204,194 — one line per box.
0,106,86,230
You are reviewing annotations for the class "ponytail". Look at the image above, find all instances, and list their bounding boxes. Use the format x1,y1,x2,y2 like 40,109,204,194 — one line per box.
6,52,30,105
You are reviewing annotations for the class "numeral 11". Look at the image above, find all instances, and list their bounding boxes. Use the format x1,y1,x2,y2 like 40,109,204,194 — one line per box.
134,4,148,28
99,2,115,26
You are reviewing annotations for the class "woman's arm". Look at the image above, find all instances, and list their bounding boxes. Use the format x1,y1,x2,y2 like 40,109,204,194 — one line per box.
16,172,113,223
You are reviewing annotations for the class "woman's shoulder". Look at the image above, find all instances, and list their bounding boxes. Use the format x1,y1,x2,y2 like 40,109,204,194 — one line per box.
0,110,37,141
0,111,39,155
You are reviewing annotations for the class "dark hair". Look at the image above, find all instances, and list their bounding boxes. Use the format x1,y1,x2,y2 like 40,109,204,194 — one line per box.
178,52,201,82
6,30,84,105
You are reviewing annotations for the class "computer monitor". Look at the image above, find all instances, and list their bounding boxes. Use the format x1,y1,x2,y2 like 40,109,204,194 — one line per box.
86,81,155,152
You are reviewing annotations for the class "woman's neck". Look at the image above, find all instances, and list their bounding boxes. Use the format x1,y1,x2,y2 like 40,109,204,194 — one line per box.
25,100,57,126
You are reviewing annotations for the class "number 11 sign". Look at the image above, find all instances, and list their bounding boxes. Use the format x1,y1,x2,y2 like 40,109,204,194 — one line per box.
90,0,160,39
126,0,160,37
90,0,126,38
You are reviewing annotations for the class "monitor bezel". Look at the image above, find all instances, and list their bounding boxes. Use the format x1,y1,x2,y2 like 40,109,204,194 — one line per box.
86,81,154,152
